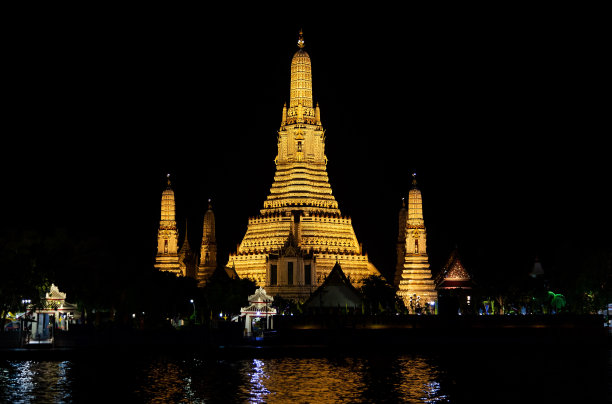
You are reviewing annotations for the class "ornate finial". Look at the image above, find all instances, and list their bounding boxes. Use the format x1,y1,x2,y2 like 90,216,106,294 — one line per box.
166,173,171,186
411,172,418,188
208,198,212,210
297,29,304,48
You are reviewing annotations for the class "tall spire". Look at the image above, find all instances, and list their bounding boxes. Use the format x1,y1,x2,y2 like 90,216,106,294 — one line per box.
290,30,313,109
396,173,437,313
154,173,181,276
197,199,217,287
202,199,216,244
179,219,195,278
181,219,190,251
407,173,424,227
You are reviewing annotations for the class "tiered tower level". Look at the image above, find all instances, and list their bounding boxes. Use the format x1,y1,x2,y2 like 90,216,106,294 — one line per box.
228,32,380,299
395,175,437,312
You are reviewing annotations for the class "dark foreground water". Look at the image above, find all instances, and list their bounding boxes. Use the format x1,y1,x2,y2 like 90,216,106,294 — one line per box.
1,348,610,403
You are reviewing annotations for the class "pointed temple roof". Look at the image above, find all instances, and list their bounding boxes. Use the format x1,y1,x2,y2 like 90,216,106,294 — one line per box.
324,261,354,287
280,231,300,256
398,197,407,241
436,249,473,290
179,220,191,254
303,262,363,309
240,287,277,316
202,199,216,244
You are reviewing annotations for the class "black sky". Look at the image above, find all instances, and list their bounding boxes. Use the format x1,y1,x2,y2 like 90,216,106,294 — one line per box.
3,8,609,282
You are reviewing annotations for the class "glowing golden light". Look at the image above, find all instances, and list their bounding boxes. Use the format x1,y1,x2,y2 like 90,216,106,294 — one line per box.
227,32,380,300
395,174,437,311
154,175,182,276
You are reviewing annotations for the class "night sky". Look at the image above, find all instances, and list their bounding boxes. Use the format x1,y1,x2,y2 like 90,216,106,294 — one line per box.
3,9,609,283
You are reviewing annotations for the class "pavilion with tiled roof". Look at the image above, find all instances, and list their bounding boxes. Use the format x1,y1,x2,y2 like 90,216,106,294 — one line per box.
435,248,474,291
435,249,475,314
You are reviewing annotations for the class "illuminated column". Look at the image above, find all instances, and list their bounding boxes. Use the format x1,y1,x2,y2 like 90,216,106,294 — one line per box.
289,30,313,109
154,174,181,275
394,198,407,287
396,174,437,313
197,199,217,287
406,175,427,256
179,222,197,279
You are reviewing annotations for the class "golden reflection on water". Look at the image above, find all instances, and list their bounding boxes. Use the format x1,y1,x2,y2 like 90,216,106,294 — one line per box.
395,356,447,403
1,355,448,403
135,359,195,403
1,350,606,402
238,355,448,403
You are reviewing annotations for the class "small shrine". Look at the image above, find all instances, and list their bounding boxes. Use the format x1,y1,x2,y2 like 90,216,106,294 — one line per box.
28,284,80,344
237,287,277,338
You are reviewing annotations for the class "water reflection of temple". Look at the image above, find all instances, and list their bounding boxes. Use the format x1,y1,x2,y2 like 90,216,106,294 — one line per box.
136,360,191,403
238,355,448,403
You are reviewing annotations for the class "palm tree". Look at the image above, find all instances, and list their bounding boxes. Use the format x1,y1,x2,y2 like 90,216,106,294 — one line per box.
548,291,566,313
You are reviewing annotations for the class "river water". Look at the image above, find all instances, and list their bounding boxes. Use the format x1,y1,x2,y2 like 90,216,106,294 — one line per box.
1,348,610,403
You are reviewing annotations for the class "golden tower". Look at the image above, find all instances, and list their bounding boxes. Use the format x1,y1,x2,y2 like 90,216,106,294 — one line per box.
396,174,437,313
227,31,380,300
197,200,217,287
154,174,182,276
179,222,197,279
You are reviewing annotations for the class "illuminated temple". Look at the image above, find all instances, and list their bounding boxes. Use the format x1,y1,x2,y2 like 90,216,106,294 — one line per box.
227,32,381,300
395,175,438,312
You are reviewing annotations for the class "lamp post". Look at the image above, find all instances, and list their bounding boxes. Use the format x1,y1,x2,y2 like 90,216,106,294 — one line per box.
189,299,195,318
